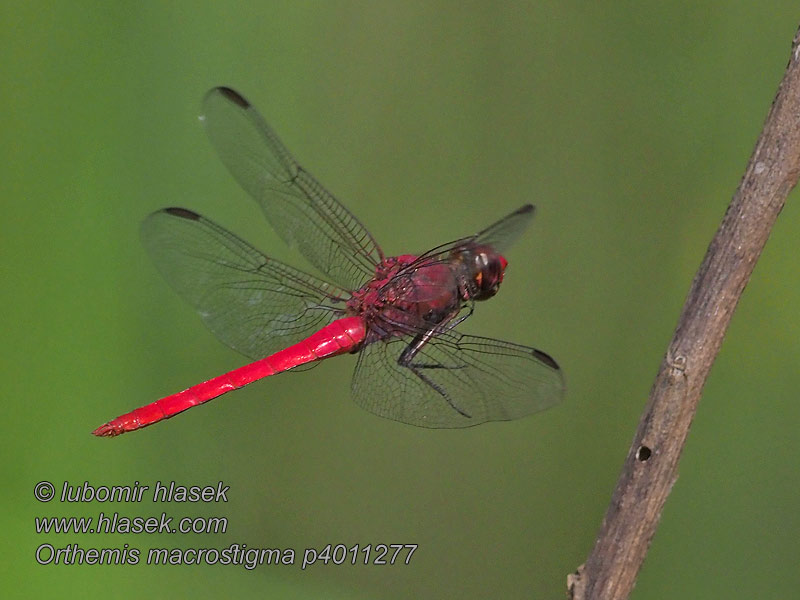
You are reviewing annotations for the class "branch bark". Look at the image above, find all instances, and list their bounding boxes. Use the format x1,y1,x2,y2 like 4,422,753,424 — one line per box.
567,25,800,600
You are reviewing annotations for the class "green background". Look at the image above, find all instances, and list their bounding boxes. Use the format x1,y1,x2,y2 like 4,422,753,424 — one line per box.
4,2,799,598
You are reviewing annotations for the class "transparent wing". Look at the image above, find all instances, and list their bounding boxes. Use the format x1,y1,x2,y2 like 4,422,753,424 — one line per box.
401,204,536,273
201,87,384,290
474,204,535,253
141,208,349,359
351,328,564,428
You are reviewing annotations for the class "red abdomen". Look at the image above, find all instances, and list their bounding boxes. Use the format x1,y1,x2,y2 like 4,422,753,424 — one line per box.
93,317,366,436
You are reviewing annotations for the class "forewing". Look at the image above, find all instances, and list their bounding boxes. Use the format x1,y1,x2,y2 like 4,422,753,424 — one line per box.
399,204,536,274
141,208,348,359
351,329,564,428
201,87,383,290
474,204,535,254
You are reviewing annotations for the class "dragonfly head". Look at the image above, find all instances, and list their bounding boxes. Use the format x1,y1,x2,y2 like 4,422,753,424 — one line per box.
469,247,508,301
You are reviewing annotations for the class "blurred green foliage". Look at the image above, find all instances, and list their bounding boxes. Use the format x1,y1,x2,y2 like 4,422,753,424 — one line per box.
2,2,799,598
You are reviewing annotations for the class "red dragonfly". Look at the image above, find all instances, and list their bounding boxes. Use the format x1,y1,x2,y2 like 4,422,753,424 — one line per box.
93,87,564,437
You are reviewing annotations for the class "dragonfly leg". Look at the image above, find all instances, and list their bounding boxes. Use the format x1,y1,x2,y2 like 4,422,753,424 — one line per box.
396,306,470,369
441,302,473,331
398,327,471,419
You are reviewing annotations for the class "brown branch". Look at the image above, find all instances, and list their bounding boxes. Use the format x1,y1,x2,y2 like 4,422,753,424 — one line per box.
567,25,800,600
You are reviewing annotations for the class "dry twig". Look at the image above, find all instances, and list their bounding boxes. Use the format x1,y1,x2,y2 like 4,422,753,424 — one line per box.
567,25,800,600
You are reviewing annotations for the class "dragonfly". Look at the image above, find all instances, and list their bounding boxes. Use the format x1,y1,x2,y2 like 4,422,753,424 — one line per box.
93,87,564,437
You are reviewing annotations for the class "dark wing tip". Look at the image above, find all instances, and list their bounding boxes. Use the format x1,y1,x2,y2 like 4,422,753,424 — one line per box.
163,207,201,220
212,86,251,109
532,348,560,370
518,204,535,215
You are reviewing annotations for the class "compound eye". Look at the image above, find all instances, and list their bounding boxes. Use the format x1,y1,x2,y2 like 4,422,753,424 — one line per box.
472,253,503,299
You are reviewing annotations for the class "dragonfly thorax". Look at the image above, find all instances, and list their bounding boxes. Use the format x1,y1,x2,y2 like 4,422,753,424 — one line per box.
346,254,465,335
